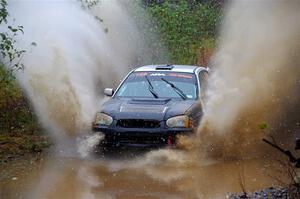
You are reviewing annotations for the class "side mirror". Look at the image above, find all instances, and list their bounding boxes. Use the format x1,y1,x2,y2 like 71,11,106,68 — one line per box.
104,88,114,97
295,138,300,150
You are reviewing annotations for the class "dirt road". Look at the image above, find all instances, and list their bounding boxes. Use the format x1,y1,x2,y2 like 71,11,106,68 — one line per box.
0,149,287,199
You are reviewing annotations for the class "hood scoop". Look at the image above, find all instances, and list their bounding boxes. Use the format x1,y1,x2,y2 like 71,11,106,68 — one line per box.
129,98,171,105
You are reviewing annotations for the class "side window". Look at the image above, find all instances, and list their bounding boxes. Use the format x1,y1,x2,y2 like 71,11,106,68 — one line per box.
199,71,208,100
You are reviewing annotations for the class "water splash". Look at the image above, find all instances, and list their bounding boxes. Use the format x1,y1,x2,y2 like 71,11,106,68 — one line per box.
77,133,104,158
146,1,300,164
6,0,166,154
191,0,300,160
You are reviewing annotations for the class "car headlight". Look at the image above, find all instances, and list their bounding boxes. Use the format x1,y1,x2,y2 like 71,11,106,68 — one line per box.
166,115,190,128
94,112,113,126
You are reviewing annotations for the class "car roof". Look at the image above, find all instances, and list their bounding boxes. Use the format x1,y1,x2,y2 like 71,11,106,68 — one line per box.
134,64,206,73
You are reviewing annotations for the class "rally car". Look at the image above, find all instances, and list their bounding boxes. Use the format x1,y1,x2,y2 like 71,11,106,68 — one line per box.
92,64,208,147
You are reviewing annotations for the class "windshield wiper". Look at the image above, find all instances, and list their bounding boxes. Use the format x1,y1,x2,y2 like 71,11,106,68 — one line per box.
145,75,159,98
161,78,187,100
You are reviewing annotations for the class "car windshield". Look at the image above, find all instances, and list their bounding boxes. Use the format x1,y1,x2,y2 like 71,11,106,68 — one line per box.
115,71,198,99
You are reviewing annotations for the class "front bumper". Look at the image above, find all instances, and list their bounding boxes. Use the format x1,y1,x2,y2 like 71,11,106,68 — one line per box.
92,124,193,147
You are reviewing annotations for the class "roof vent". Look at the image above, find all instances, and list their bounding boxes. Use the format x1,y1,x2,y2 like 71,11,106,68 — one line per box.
155,65,174,70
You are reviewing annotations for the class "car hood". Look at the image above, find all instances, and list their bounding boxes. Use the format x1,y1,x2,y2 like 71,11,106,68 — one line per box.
100,98,196,121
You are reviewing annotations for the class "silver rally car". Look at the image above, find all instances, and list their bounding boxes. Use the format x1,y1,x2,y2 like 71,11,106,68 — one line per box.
93,64,208,148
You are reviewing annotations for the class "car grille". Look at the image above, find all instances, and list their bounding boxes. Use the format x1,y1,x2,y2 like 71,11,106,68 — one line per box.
120,105,166,113
116,119,160,128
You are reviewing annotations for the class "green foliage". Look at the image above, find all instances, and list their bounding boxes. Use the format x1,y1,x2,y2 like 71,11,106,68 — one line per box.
146,0,221,64
0,0,25,70
0,0,39,135
130,0,170,64
79,0,100,9
0,0,8,24
0,65,38,134
258,122,268,130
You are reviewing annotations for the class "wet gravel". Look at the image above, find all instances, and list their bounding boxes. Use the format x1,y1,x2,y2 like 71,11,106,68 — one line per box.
229,186,300,199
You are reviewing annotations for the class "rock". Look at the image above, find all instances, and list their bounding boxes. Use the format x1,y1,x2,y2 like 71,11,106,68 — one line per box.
229,185,299,199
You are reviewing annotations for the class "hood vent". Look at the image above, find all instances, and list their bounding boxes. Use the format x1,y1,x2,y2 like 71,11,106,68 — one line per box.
129,98,170,105
155,65,173,70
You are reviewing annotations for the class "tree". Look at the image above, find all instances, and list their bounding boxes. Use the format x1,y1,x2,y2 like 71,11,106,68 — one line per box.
146,0,221,64
0,0,35,133
0,0,25,72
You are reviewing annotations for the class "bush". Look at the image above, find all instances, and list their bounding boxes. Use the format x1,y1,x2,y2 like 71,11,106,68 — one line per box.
146,0,221,64
0,65,38,133
0,0,39,134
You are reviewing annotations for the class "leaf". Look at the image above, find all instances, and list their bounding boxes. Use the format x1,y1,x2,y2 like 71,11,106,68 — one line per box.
258,122,268,130
0,33,6,40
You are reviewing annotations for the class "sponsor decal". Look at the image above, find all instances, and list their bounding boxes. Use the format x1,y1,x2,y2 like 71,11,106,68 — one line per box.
168,73,193,79
149,73,166,76
134,72,148,77
133,72,193,79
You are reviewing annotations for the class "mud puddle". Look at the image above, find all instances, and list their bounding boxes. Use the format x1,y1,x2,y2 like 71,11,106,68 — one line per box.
0,149,288,199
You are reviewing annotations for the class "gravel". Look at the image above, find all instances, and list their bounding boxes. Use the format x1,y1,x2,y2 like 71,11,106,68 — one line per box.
229,185,300,199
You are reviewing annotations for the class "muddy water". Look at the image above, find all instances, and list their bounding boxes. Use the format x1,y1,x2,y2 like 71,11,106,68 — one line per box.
0,150,288,199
